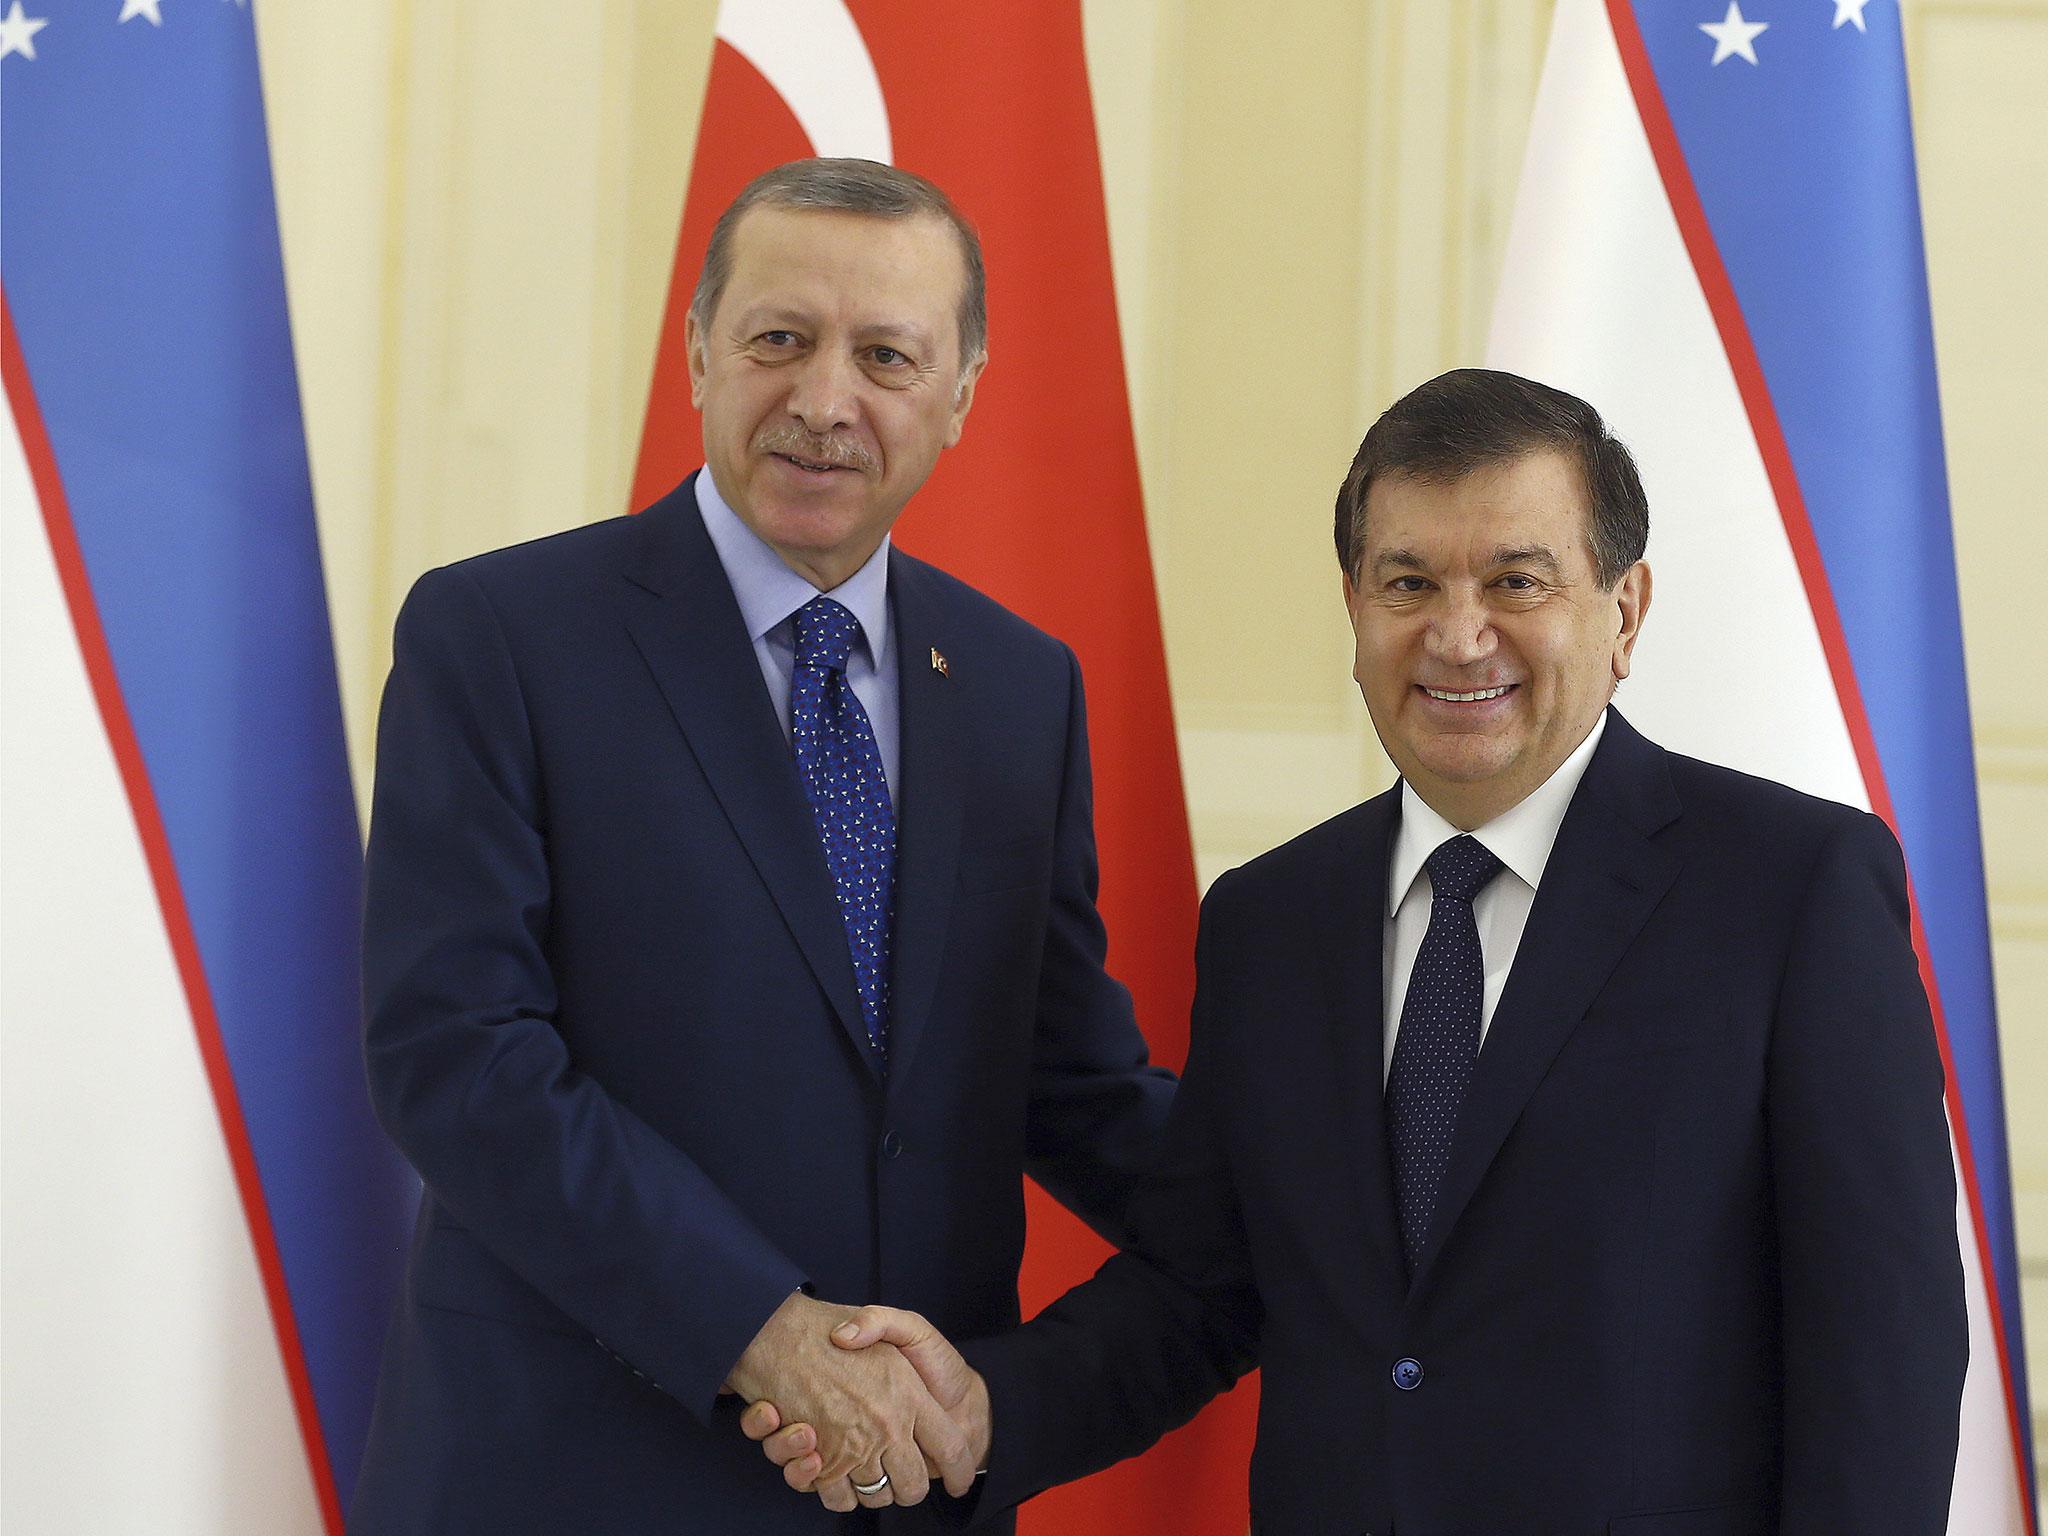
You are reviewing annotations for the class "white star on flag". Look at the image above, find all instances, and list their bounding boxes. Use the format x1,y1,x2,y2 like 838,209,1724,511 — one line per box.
118,0,163,25
0,0,47,57
1833,0,1871,30
1700,1,1769,65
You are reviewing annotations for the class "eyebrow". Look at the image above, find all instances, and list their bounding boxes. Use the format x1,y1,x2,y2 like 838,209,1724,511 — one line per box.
1490,544,1561,572
1369,544,1563,575
856,320,938,354
731,306,937,354
732,304,815,332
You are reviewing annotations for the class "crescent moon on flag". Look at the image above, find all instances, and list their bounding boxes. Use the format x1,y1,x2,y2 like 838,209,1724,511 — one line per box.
714,0,894,163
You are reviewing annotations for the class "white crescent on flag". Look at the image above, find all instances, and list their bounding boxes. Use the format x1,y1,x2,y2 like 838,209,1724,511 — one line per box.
713,0,891,162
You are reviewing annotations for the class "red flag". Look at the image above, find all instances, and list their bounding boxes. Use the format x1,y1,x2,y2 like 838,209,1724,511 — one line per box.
632,4,1257,1529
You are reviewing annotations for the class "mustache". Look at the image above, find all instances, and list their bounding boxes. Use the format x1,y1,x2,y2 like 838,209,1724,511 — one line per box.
753,427,876,473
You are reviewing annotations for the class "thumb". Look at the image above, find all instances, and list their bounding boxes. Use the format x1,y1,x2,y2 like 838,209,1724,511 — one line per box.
829,1304,925,1351
897,1329,971,1410
831,1308,972,1410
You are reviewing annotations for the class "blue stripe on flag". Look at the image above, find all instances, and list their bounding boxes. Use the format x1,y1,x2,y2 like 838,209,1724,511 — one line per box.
1628,0,2029,1475
2,5,411,1512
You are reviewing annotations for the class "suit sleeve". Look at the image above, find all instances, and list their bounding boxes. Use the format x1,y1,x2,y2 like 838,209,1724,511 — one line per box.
1769,811,1967,1531
1018,644,1179,1244
966,869,1262,1514
361,564,807,1423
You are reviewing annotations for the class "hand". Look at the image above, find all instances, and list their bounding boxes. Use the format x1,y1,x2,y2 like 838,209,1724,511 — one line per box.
742,1306,990,1502
726,1293,971,1511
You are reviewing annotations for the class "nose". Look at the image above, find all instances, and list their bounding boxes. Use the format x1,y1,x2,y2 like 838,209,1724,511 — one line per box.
784,350,858,435
1424,589,1496,666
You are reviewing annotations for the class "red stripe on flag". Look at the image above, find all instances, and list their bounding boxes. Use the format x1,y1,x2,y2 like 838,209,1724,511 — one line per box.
1602,6,2035,1522
0,294,345,1536
633,4,1258,1529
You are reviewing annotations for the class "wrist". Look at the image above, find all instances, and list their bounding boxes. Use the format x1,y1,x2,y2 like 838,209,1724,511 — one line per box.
725,1288,815,1403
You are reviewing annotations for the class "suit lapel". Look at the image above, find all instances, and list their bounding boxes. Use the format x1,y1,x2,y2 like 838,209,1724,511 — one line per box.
1408,711,1681,1298
617,480,877,1078
880,552,965,1088
1317,791,1410,1301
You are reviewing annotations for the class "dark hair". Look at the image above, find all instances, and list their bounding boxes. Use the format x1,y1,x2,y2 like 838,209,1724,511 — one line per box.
690,158,987,368
1334,368,1648,588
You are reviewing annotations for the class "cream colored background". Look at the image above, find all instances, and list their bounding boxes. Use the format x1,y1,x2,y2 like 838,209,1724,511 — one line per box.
254,0,2048,1482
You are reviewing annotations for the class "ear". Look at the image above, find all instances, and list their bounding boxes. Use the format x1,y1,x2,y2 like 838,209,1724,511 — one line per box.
944,352,986,447
685,312,708,410
1610,561,1652,682
1341,566,1372,639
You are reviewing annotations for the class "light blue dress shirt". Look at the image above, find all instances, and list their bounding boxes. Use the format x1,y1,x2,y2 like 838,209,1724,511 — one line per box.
693,469,901,803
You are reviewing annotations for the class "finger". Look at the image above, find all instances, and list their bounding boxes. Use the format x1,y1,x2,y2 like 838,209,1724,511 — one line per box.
781,1452,823,1493
759,1423,814,1468
811,1439,863,1486
829,1305,928,1351
850,1463,895,1510
815,1476,857,1515
917,1400,970,1499
881,1442,929,1507
739,1400,782,1441
921,1450,973,1501
940,1453,980,1500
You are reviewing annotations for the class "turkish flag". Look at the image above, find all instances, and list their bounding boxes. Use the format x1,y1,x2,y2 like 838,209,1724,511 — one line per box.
631,4,1256,1530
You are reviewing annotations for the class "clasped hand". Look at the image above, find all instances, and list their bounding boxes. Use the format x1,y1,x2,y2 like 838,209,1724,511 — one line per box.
730,1298,989,1512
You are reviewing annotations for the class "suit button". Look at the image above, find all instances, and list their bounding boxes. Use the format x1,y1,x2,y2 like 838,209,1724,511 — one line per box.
881,1131,903,1159
1391,1357,1423,1391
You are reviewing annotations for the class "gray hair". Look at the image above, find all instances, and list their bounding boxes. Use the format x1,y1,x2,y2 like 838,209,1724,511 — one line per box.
689,158,988,369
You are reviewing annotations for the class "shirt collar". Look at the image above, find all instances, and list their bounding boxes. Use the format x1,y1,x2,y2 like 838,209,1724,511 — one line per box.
694,467,892,661
1389,710,1609,908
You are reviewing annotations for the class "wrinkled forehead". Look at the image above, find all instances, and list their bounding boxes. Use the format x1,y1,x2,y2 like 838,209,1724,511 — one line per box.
722,206,968,325
1360,451,1596,568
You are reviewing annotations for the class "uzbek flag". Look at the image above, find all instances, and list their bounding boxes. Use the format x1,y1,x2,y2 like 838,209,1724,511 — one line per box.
2,5,411,1530
1487,3,2031,1529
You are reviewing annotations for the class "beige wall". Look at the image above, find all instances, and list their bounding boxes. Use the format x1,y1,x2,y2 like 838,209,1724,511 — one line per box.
257,0,2048,1478
1909,0,2048,1475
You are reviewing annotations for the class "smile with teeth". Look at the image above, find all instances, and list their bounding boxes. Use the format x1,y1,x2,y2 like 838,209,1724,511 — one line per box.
779,453,846,473
1421,684,1513,702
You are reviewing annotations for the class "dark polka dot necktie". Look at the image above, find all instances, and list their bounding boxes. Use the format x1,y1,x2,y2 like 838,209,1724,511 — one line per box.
1386,833,1505,1276
790,596,896,1062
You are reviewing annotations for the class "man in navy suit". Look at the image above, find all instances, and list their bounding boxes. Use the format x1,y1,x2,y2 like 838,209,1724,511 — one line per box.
349,159,1175,1533
753,370,1968,1534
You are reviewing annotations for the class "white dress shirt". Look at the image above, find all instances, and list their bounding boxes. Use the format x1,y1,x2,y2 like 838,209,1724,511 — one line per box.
1381,712,1608,1082
694,468,901,802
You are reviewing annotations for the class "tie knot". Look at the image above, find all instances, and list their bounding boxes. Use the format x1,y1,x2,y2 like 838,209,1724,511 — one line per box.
793,595,861,674
1425,834,1504,905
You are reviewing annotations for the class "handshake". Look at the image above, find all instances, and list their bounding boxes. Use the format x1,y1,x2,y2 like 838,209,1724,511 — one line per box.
724,1293,991,1513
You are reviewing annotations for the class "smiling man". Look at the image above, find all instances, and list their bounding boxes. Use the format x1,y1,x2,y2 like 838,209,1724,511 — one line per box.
751,368,1968,1535
689,198,978,592
349,160,1176,1535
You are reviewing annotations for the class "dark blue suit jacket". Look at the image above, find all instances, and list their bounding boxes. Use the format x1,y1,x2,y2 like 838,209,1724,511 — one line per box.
967,710,1966,1536
350,477,1174,1533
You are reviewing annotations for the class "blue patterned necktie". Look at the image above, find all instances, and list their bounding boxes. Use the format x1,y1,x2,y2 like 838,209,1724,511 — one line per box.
1386,833,1505,1275
790,596,896,1061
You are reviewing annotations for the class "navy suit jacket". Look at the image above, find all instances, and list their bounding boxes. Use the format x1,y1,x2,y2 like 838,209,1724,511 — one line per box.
351,477,1174,1534
967,710,1966,1536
